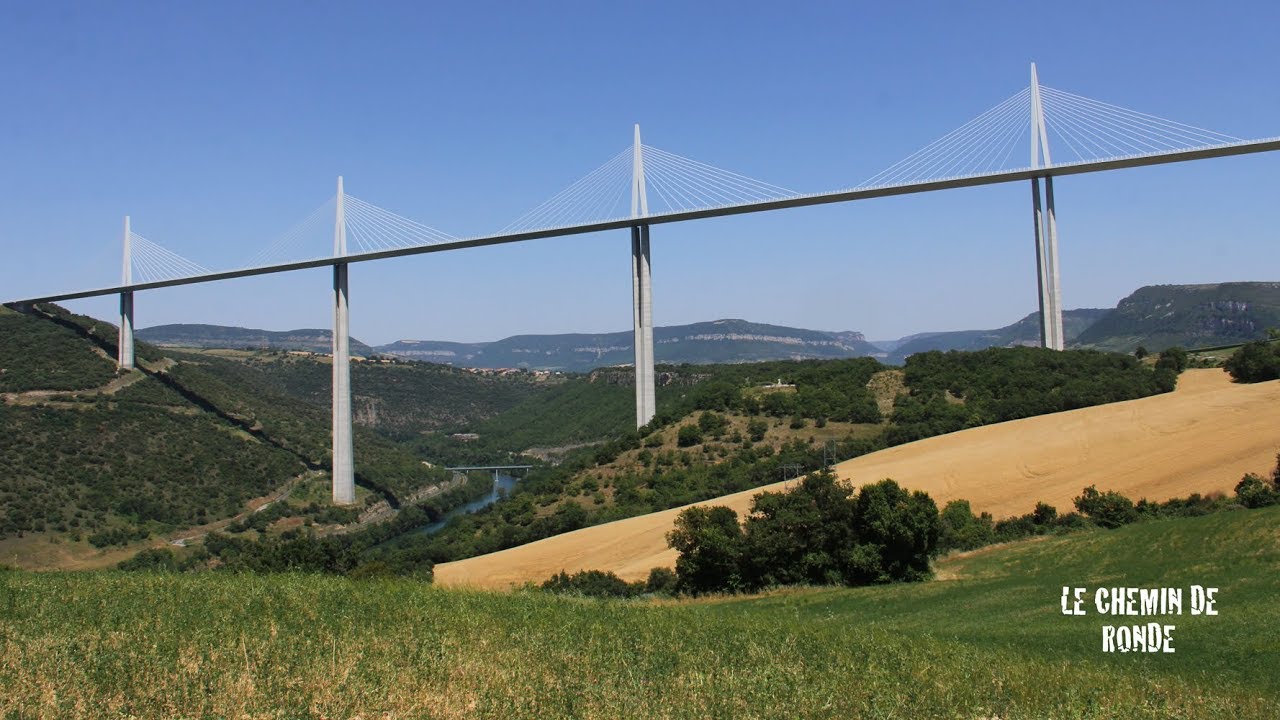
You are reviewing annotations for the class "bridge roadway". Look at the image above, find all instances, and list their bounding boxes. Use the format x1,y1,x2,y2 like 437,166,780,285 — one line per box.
10,137,1280,307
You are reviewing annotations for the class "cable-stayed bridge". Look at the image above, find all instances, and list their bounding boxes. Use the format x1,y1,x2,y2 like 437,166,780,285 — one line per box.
7,65,1278,505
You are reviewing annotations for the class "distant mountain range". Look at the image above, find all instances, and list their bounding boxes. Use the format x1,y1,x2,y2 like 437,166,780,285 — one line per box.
137,282,1280,369
143,319,882,371
136,324,376,356
882,308,1112,365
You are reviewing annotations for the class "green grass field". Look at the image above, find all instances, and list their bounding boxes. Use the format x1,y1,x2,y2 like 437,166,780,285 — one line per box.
2,507,1276,719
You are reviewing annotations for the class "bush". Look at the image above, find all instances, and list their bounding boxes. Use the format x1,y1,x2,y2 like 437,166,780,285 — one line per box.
1224,340,1280,383
676,425,704,448
666,506,744,594
117,548,180,572
644,566,678,595
937,500,995,553
541,569,640,598
697,412,728,437
1235,474,1279,509
1073,486,1138,529
1155,346,1188,373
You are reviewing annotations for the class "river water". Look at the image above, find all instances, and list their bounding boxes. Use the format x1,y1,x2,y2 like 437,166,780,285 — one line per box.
420,473,518,534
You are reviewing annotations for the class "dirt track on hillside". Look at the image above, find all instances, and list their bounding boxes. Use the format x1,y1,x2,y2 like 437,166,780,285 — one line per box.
434,370,1280,589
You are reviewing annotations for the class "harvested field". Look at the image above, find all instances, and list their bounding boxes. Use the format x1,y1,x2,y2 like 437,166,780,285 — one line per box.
436,370,1280,589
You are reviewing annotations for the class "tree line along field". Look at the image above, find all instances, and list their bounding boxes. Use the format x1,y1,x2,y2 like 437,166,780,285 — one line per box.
1,506,1275,719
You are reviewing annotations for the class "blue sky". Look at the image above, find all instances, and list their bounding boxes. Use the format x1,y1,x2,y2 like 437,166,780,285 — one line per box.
2,1,1278,345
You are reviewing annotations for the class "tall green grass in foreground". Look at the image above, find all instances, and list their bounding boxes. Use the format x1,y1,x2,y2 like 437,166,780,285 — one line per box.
1,507,1277,719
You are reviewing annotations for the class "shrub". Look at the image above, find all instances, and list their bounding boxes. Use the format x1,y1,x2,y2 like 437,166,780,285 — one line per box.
1224,340,1280,382
541,569,640,598
1155,346,1188,373
676,425,704,448
644,566,678,595
667,506,744,594
1073,486,1138,529
937,500,995,553
1235,474,1279,509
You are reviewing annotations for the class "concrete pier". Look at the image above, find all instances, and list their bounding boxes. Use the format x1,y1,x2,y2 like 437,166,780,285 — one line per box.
332,178,355,504
118,216,134,370
1030,63,1065,351
631,225,655,427
631,126,656,428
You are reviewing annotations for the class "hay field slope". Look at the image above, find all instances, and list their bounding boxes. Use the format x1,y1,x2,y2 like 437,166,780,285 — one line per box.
435,369,1280,588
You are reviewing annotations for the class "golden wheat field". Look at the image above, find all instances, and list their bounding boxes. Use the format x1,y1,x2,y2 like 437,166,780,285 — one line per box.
435,369,1280,588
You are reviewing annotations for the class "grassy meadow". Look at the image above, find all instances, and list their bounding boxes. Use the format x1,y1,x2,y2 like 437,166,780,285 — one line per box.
1,506,1277,719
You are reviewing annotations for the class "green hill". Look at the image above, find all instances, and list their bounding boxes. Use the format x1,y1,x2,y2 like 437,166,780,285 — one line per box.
0,304,454,545
1074,282,1280,352
2,506,1274,718
229,351,554,441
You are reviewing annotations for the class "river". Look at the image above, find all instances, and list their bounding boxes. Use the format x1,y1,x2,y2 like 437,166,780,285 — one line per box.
420,473,519,534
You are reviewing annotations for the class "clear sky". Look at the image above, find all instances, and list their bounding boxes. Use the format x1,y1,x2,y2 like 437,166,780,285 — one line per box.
2,1,1278,345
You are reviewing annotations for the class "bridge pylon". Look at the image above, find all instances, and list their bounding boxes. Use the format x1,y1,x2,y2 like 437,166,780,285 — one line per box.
118,216,135,370
631,124,656,429
332,176,356,505
1030,63,1065,351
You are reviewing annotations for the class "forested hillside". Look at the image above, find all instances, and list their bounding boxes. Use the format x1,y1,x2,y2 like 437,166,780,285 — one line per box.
0,304,452,545
229,353,553,440
1074,282,1280,352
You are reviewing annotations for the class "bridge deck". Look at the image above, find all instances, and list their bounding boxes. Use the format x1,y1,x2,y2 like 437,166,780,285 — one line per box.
7,137,1280,307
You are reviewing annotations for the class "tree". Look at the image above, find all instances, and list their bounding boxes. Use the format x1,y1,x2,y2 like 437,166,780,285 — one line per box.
746,418,768,442
937,499,995,553
1073,485,1138,528
697,411,728,437
1224,340,1280,383
666,505,743,594
541,569,638,598
1134,346,1149,359
676,424,704,448
1234,474,1279,509
644,566,678,595
845,479,940,583
740,471,853,588
1155,346,1188,373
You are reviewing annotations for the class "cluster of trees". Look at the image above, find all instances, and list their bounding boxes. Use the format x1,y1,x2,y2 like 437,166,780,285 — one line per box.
1234,453,1280,508
0,308,119,392
540,567,678,599
548,452,1280,600
647,358,883,428
937,465,1280,556
0,402,303,540
887,348,1178,445
1224,337,1280,383
665,472,940,594
224,501,360,534
122,471,497,576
